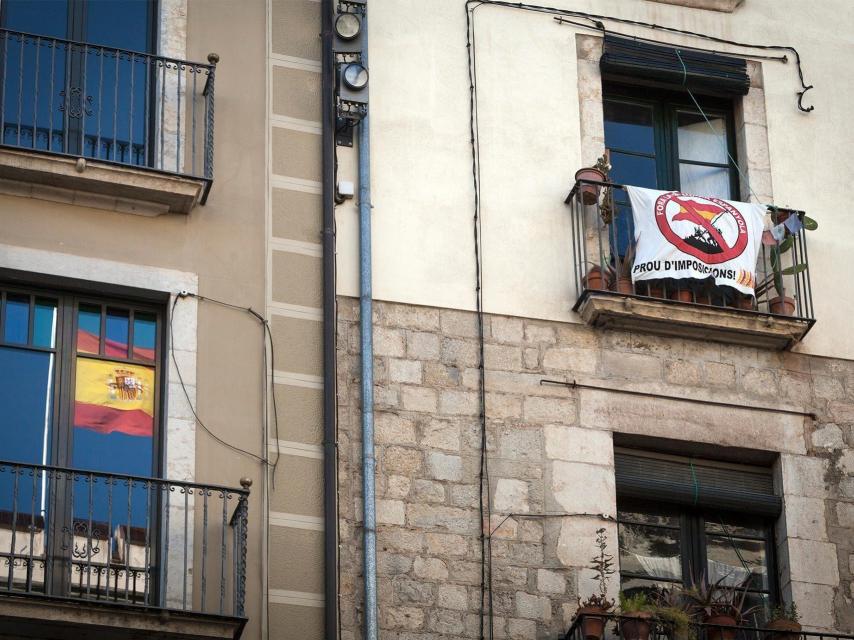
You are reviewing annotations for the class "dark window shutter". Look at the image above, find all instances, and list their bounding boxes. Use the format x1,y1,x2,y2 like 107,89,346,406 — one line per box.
615,452,781,516
600,35,750,97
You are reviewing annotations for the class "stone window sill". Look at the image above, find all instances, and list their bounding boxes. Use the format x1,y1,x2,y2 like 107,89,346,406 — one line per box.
645,0,743,12
0,147,209,216
577,292,812,350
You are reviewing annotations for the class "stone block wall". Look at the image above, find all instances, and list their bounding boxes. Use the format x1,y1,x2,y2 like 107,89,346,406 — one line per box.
336,297,854,639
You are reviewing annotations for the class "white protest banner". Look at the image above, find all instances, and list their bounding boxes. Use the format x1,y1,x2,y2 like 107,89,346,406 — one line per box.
626,186,766,296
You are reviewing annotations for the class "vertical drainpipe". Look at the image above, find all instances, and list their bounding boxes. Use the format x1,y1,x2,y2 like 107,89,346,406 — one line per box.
358,11,378,640
321,0,340,638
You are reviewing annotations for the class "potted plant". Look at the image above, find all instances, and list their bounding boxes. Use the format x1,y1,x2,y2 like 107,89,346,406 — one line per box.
583,262,608,291
610,243,636,295
685,576,759,640
574,527,616,640
754,210,817,316
618,591,654,640
767,603,801,640
575,153,611,205
652,587,695,640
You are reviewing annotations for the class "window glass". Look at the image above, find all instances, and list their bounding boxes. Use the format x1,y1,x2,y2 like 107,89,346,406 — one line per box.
706,534,769,590
72,357,155,533
677,111,728,164
609,153,658,189
679,163,731,199
619,522,682,580
4,294,30,344
105,308,130,359
604,101,655,155
133,312,156,362
77,304,101,354
33,298,58,348
0,347,54,465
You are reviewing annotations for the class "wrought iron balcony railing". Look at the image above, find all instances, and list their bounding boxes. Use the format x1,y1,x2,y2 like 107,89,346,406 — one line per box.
0,28,216,199
566,613,852,640
566,179,815,323
0,460,248,618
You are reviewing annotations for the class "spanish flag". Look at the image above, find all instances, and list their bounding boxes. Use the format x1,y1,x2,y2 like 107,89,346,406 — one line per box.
74,358,155,437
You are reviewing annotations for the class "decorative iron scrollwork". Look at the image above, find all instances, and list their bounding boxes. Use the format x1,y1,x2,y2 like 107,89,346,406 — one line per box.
59,87,93,119
62,521,103,559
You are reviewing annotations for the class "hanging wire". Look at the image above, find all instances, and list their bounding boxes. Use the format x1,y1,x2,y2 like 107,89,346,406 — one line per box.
463,0,815,112
170,293,281,476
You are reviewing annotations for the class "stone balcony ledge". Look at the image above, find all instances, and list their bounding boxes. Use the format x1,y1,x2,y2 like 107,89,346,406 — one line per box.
577,291,812,350
0,146,208,216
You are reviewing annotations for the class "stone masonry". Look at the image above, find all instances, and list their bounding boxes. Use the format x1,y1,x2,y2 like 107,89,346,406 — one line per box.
336,297,854,639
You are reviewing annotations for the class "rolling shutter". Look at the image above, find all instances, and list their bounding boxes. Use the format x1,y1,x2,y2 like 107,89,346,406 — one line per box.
615,451,781,517
600,35,750,97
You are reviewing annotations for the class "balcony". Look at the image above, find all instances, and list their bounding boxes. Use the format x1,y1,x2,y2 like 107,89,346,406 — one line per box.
0,28,216,215
566,613,851,640
566,179,815,350
0,460,249,640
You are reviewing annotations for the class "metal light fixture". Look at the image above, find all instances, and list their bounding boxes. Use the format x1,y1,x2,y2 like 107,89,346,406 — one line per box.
335,12,361,41
342,62,368,91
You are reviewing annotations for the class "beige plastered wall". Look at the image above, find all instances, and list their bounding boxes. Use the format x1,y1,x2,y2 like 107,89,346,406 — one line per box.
0,0,268,636
335,0,854,360
266,1,326,639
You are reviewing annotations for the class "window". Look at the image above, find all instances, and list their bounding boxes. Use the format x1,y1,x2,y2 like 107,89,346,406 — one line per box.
0,0,157,161
0,283,162,595
618,502,775,616
615,451,778,619
603,85,739,254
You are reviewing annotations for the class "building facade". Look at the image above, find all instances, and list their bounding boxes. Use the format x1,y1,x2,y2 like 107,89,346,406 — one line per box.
1,0,853,640
332,0,854,638
0,0,328,638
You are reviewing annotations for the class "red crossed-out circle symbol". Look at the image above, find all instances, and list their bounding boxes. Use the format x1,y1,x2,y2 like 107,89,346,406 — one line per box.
654,192,748,265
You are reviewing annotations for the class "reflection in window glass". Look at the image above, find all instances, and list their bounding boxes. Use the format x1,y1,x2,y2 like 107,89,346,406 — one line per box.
680,163,731,200
619,522,682,580
604,101,656,155
706,534,768,589
133,312,156,362
609,152,658,189
677,112,728,164
105,308,130,358
33,298,58,348
72,357,155,529
4,295,30,344
77,304,101,354
0,347,54,465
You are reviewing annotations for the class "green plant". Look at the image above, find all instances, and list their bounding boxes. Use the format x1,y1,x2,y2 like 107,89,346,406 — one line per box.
651,587,695,638
684,575,760,623
620,591,654,613
580,527,616,610
769,603,800,623
755,209,818,299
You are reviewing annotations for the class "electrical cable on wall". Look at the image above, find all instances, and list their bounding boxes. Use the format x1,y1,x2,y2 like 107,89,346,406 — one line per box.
170,293,282,478
465,4,494,639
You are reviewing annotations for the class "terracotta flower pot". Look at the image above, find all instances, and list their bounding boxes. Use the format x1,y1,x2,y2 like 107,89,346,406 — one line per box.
767,618,802,640
769,295,796,316
613,276,634,295
583,266,607,291
734,295,755,310
576,606,609,640
620,612,653,640
669,288,693,303
643,283,665,298
575,167,606,205
705,615,738,640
